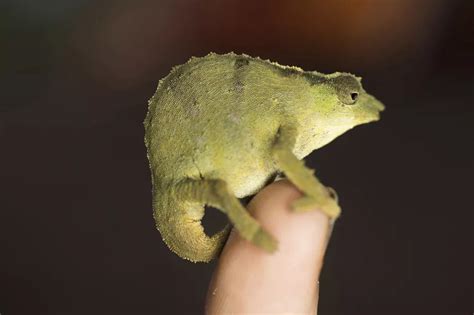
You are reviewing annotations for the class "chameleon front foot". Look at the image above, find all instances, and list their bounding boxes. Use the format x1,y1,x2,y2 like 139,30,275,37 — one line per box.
291,192,341,219
271,126,342,220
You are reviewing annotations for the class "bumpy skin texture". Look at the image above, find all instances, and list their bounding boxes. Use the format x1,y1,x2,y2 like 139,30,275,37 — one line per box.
144,52,384,262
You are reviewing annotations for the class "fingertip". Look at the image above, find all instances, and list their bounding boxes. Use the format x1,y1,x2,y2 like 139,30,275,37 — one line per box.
248,179,330,263
206,180,332,314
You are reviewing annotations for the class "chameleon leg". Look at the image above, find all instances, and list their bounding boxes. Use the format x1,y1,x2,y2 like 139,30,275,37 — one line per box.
272,126,341,219
175,178,278,252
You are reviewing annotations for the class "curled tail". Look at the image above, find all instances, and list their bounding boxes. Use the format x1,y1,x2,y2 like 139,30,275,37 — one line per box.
152,189,230,262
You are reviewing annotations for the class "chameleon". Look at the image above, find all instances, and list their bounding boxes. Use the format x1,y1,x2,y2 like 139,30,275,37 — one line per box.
144,52,384,262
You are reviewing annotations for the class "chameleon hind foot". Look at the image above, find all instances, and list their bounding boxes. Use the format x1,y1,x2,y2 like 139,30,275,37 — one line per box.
251,227,278,252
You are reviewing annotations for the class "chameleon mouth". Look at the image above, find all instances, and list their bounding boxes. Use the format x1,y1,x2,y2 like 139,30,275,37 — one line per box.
361,109,382,124
355,94,384,124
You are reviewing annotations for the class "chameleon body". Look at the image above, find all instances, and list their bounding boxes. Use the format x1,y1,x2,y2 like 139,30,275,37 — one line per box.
144,53,384,262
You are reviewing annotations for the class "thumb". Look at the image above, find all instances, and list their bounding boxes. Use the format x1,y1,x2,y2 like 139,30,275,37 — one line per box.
205,179,333,314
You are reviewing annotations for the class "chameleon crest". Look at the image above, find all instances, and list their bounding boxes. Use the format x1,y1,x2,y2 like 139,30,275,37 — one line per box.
144,52,384,262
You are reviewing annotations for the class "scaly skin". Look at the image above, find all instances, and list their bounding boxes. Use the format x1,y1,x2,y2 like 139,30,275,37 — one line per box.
144,52,384,262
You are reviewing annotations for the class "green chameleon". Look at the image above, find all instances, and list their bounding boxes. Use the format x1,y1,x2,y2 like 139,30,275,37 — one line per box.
144,52,384,262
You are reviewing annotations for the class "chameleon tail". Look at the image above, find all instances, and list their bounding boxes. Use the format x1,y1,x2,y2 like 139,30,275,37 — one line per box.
152,191,230,263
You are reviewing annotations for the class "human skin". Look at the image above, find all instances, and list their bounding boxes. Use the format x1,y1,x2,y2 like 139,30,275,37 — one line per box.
206,179,330,314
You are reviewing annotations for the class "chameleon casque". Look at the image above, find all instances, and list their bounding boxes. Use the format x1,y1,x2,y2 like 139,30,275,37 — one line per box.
144,52,384,262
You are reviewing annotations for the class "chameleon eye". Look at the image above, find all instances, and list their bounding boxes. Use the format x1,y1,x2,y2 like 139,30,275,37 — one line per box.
351,92,359,101
329,74,362,105
338,87,360,105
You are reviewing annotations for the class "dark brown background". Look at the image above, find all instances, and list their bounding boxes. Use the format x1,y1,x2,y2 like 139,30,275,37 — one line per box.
1,0,472,314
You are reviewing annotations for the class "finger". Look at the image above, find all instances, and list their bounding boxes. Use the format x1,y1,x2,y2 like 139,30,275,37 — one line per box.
205,179,332,315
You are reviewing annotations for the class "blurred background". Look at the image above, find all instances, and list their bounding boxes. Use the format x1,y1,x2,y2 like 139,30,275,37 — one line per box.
0,0,472,314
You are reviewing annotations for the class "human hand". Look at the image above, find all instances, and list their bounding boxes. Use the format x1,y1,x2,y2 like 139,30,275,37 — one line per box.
205,179,333,314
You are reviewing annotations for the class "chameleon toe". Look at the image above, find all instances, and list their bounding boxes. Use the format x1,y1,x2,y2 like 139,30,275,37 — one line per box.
251,228,278,253
291,196,321,212
291,196,341,219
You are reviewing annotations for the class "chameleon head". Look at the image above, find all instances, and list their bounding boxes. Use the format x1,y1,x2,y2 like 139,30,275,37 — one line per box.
311,72,385,139
300,72,385,150
315,72,385,125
